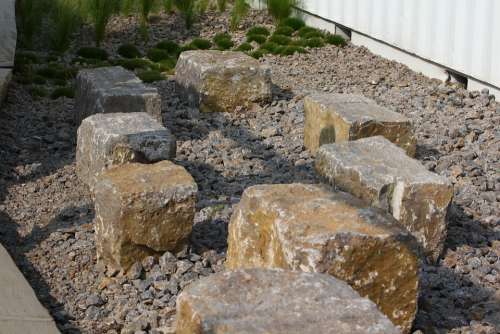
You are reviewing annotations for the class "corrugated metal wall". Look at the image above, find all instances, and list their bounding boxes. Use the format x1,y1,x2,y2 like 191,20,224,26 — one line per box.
298,0,500,88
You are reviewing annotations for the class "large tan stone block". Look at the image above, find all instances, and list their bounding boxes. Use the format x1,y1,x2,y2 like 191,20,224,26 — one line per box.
175,50,272,112
304,93,416,156
176,268,400,334
226,183,419,333
315,136,453,262
76,112,176,190
94,161,197,270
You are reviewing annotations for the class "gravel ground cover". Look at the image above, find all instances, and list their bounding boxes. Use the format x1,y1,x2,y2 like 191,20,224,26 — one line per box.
0,9,499,334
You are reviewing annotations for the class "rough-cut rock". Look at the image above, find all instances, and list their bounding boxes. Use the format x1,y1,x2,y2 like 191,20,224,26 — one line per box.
93,161,197,270
74,66,161,125
176,268,400,334
226,183,419,333
0,0,16,67
304,93,416,156
76,112,176,189
175,50,272,112
0,69,12,104
315,136,453,262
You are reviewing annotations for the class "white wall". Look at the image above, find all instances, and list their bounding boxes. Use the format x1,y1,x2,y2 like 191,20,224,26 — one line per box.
0,0,16,67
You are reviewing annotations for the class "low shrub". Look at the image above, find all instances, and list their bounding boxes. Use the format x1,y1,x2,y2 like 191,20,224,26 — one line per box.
77,47,109,60
213,33,234,50
260,42,280,54
147,48,170,62
49,0,81,52
230,0,249,30
50,86,75,99
298,26,322,38
246,34,267,44
190,38,212,50
156,40,181,55
157,58,177,72
173,0,195,28
279,45,307,55
289,39,306,47
268,34,291,45
280,17,305,31
302,30,324,39
31,86,49,98
247,26,270,37
250,50,264,59
325,34,347,47
302,37,325,48
235,42,253,52
114,58,152,70
274,25,294,36
137,70,165,82
118,44,142,58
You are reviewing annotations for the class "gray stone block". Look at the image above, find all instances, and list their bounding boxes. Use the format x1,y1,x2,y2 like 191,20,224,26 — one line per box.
316,136,453,262
0,0,16,67
175,50,272,112
75,66,161,125
76,112,176,190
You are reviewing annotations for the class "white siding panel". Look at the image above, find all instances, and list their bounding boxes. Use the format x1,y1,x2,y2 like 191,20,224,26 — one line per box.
296,0,499,88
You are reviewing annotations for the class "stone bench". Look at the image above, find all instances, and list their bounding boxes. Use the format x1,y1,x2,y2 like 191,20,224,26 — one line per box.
315,136,453,262
94,161,197,271
175,50,272,112
226,183,419,333
76,112,176,190
304,93,416,156
75,66,161,125
176,268,400,334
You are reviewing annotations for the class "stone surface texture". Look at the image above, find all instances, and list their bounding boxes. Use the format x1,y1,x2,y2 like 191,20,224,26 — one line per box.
175,50,272,112
176,268,400,334
316,136,454,262
75,66,161,125
304,93,416,156
0,69,12,105
226,183,419,333
76,112,176,189
0,0,16,67
93,161,197,270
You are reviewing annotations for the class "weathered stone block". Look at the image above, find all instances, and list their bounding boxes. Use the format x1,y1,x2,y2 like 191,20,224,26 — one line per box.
76,112,176,190
75,66,161,125
175,50,272,112
304,93,416,156
315,136,453,262
226,183,419,333
94,161,197,270
177,268,400,334
0,0,16,67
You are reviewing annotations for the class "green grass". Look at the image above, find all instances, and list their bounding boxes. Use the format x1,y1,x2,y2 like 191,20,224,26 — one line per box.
247,26,270,37
173,0,195,28
36,65,77,80
260,42,281,54
118,43,142,58
266,0,297,22
49,0,81,52
274,25,294,36
325,34,347,47
180,44,197,53
279,45,307,55
280,17,305,31
302,30,325,39
77,47,109,60
147,48,170,61
230,0,249,30
298,26,323,38
246,34,267,44
268,34,292,45
235,42,253,52
190,38,212,50
302,37,325,48
157,58,177,72
113,58,152,70
137,70,165,82
50,86,75,99
155,40,181,55
213,33,234,50
250,50,264,59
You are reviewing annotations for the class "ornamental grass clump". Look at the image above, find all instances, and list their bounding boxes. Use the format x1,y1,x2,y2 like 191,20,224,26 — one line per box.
147,48,170,62
268,34,291,45
274,25,294,36
280,17,305,31
302,37,325,48
298,26,323,38
77,47,109,60
137,70,165,82
279,45,306,55
156,40,181,55
190,38,212,50
235,43,253,52
247,26,270,37
118,43,142,58
213,33,234,50
49,0,82,52
82,0,122,46
230,0,250,30
246,34,267,44
260,42,280,54
250,50,264,59
173,0,195,28
266,0,297,22
113,58,152,70
325,34,347,47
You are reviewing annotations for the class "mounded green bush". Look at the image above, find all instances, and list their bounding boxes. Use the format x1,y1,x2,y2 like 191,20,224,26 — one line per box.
289,39,306,47
325,34,347,47
77,47,109,60
180,44,197,53
279,45,307,56
302,30,325,39
250,50,264,59
31,86,48,98
156,40,181,55
302,37,325,48
190,38,212,50
246,34,267,44
247,26,270,37
114,58,152,70
260,42,281,54
118,43,142,58
50,86,75,99
235,42,253,52
274,25,294,36
267,0,297,22
213,33,234,50
52,78,67,86
157,58,177,72
280,17,305,31
268,34,291,45
137,70,165,83
298,26,323,38
147,48,170,62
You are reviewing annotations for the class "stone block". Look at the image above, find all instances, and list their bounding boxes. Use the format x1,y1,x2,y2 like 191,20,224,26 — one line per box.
304,93,416,156
76,112,176,190
176,268,400,334
0,0,16,67
226,183,419,333
94,161,197,270
75,66,161,125
315,136,453,262
175,50,272,112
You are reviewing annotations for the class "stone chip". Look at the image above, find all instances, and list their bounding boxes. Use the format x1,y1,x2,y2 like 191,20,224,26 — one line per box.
176,268,401,334
226,183,419,333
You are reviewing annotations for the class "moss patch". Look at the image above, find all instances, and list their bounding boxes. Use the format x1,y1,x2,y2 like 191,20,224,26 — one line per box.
118,44,142,58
